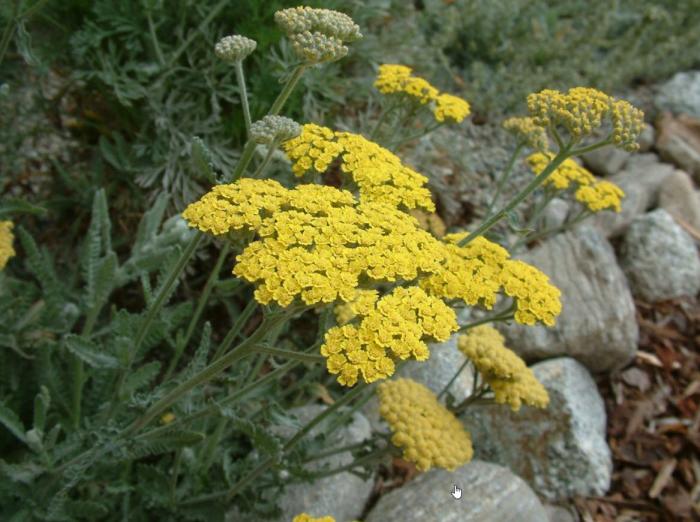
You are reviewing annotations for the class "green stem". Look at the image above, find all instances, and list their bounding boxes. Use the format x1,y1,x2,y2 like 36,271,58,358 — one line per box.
0,0,20,67
458,148,571,247
254,345,325,363
513,209,591,250
212,298,257,361
110,232,203,410
268,65,306,116
486,143,524,217
369,100,400,141
169,449,182,506
123,312,288,437
436,359,470,401
250,139,280,179
146,11,165,67
301,447,387,480
389,122,443,149
229,141,257,182
165,242,230,380
199,417,227,474
570,138,613,156
234,60,252,136
457,304,516,333
304,439,373,463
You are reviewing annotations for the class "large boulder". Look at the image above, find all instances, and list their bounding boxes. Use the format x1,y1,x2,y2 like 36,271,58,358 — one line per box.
659,169,700,232
655,113,700,181
365,460,548,522
655,71,700,119
582,146,630,177
499,225,638,373
620,209,700,301
462,358,612,501
592,153,674,238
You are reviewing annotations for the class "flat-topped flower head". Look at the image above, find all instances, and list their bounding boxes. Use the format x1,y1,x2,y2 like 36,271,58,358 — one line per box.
528,152,625,213
291,514,335,522
375,64,470,123
321,287,457,386
283,124,435,211
433,93,471,123
527,87,644,150
378,378,473,471
250,115,301,144
214,35,257,62
275,6,362,42
503,116,549,152
458,325,549,411
0,220,16,270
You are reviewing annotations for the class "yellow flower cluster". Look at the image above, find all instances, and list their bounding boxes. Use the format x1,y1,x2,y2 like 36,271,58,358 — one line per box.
283,123,435,211
526,87,644,150
334,289,379,325
458,325,549,411
574,180,624,212
291,514,335,522
502,116,549,152
378,378,473,471
0,221,16,271
528,153,624,213
321,287,458,386
420,233,562,327
374,64,471,123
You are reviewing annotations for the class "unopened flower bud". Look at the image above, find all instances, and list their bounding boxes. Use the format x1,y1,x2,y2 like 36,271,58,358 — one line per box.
275,6,362,42
215,35,257,62
503,116,549,151
289,31,348,64
250,115,301,144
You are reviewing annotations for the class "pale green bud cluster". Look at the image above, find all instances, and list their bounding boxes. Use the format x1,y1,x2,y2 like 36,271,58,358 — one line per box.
289,32,348,64
214,35,257,62
275,6,361,64
274,6,362,42
610,100,644,152
250,115,301,144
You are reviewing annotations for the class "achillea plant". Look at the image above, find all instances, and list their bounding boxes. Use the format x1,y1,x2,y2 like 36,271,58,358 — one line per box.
0,5,646,521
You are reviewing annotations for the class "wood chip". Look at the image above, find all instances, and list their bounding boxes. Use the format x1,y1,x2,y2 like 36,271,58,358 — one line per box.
636,351,664,367
649,458,677,499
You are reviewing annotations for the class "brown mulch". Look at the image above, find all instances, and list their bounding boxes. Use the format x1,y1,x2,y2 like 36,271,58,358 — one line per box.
580,297,700,521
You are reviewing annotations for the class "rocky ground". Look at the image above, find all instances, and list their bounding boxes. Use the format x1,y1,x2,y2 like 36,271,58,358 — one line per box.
269,70,700,522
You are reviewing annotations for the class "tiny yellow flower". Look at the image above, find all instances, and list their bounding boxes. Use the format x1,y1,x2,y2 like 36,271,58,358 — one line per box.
378,378,473,471
291,513,336,522
0,221,16,271
160,412,176,425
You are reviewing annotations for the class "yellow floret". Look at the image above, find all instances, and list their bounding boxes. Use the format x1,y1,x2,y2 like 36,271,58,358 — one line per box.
291,513,336,522
0,221,16,271
433,93,471,123
575,180,625,212
502,116,549,151
378,378,473,471
458,325,549,411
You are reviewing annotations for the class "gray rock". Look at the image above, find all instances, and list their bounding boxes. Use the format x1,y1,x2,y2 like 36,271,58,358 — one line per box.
582,146,630,177
545,504,578,522
462,358,611,500
620,209,700,301
365,460,548,522
499,225,638,372
659,169,700,231
655,71,700,118
592,153,674,237
229,405,373,522
655,113,700,180
638,123,656,152
541,198,570,230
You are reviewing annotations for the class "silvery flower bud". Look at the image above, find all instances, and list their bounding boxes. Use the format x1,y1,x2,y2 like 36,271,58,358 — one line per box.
289,31,348,64
215,35,257,62
275,6,362,42
250,115,301,144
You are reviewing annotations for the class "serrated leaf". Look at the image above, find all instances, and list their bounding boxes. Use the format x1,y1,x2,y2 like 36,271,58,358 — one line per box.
133,192,168,253
63,335,119,369
0,460,43,484
64,500,110,519
0,402,26,443
191,137,216,184
0,198,47,217
123,361,161,395
230,417,282,458
129,430,205,458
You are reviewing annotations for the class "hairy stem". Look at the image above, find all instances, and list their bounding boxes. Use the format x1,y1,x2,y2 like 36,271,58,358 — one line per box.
486,142,524,217
234,60,252,136
268,65,306,116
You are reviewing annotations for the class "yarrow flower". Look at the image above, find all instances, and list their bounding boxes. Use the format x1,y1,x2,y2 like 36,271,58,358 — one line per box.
502,116,549,152
291,514,335,522
250,115,301,145
527,87,644,150
374,64,471,123
214,35,257,62
528,152,624,213
0,220,16,270
378,378,473,471
321,287,458,386
283,123,435,211
275,6,361,65
420,233,562,326
458,325,549,411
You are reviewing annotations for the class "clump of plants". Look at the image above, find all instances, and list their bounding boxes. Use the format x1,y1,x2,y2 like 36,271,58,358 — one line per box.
0,5,643,521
